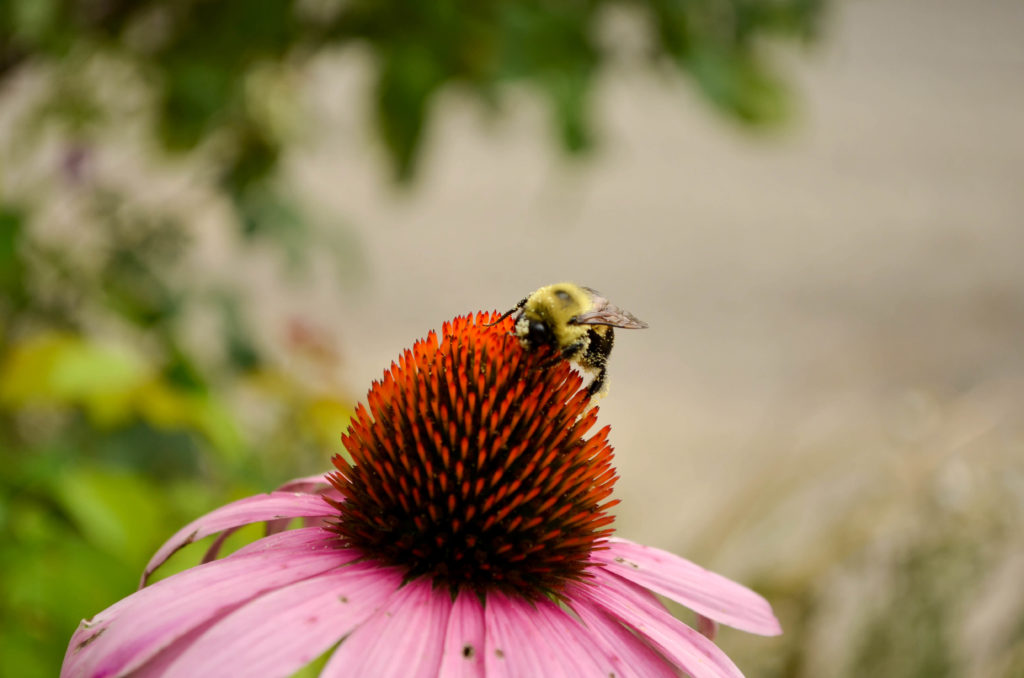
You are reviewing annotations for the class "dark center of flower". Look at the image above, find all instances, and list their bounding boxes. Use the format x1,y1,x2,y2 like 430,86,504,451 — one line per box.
326,312,618,599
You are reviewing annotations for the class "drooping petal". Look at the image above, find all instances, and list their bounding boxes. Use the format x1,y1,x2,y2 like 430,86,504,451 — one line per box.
265,475,343,534
595,538,782,636
62,528,347,678
200,527,239,564
273,474,335,494
437,591,486,678
564,587,681,678
482,592,616,678
202,475,340,563
574,568,746,678
322,579,451,678
155,561,401,677
141,492,336,586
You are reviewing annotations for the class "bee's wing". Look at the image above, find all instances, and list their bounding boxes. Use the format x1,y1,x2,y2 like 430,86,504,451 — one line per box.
574,289,648,329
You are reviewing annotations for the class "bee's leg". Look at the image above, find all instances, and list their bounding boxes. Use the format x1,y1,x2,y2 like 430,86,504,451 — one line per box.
537,352,564,369
551,336,588,370
536,344,576,370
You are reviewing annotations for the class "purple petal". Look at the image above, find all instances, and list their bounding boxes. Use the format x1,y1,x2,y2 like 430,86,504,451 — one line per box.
564,589,680,678
595,538,782,636
482,593,545,677
482,592,614,677
199,527,239,564
125,620,217,678
527,596,634,677
264,474,343,534
230,524,338,558
574,567,746,678
697,614,719,640
437,591,486,677
273,474,334,494
62,528,347,678
141,492,337,586
322,579,451,678
154,561,401,677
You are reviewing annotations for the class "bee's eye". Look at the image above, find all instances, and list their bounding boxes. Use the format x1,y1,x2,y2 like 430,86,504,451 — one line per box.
527,320,553,346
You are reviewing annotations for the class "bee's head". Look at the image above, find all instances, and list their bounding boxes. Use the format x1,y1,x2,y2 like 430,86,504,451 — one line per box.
514,283,591,350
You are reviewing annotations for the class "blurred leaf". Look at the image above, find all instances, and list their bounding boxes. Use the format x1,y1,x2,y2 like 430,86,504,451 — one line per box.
375,42,445,181
8,0,59,44
135,379,244,461
96,422,205,477
238,184,309,267
51,466,164,563
543,67,594,153
99,221,184,329
0,205,26,310
0,333,146,426
303,396,352,450
0,495,138,678
0,334,243,458
219,294,262,372
224,125,282,198
159,57,237,150
498,3,598,153
689,44,789,124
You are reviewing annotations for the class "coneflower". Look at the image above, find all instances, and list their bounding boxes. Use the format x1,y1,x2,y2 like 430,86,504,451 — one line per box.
63,312,780,677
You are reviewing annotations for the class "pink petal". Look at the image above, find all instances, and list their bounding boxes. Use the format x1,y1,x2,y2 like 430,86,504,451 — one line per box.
322,579,451,678
595,538,782,636
482,592,613,677
62,528,347,678
575,567,746,678
437,591,486,678
528,596,633,677
200,527,240,564
564,589,680,678
230,524,338,558
155,561,401,677
482,593,546,677
267,474,344,534
697,614,719,640
273,474,334,494
142,492,337,586
126,620,218,678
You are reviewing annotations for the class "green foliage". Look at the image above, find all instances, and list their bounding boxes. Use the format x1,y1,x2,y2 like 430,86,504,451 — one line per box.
0,186,351,674
0,208,27,306
1,0,821,185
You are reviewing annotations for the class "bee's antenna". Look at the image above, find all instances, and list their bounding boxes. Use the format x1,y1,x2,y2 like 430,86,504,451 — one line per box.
483,307,518,327
483,297,527,327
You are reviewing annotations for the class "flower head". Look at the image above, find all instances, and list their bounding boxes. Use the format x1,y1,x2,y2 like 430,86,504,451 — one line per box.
327,312,616,599
63,312,781,678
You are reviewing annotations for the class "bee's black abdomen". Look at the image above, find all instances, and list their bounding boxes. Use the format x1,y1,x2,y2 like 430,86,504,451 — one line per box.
584,328,615,397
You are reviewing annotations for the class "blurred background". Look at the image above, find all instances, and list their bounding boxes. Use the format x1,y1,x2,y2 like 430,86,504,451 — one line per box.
2,0,1023,676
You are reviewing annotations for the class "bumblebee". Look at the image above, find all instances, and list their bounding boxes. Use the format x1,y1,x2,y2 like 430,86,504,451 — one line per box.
491,282,648,398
